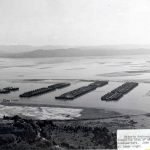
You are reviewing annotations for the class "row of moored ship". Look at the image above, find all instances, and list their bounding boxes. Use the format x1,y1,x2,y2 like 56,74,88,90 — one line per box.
19,83,70,98
101,82,138,101
0,81,139,101
0,87,19,94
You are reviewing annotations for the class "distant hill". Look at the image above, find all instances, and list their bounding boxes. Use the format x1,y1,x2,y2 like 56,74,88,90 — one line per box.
0,45,150,58
0,45,70,53
0,45,35,53
1,48,150,58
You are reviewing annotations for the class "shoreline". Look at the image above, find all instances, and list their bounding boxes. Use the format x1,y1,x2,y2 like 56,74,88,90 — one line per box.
0,101,146,114
0,102,147,120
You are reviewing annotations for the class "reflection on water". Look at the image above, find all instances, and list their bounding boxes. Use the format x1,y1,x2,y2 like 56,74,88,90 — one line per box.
0,55,150,113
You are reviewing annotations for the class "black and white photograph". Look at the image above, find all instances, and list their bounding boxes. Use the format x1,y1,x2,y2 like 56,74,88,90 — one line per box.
0,0,150,149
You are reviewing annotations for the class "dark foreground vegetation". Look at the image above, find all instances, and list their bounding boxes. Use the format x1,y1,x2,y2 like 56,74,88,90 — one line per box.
0,115,116,150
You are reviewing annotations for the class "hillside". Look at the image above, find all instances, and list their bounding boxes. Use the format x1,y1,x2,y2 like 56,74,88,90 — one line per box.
0,45,150,58
1,49,150,58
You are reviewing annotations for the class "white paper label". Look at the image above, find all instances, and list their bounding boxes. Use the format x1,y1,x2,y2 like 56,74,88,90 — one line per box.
117,129,150,150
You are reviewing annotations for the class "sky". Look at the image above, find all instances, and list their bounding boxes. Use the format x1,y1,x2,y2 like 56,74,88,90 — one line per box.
0,0,150,46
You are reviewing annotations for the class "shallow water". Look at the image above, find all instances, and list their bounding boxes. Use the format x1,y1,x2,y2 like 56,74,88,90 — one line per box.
0,55,150,115
0,105,82,120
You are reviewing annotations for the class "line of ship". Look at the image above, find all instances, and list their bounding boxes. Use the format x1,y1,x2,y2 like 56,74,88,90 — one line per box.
19,83,70,98
55,81,108,99
0,87,19,94
101,82,138,101
0,81,139,101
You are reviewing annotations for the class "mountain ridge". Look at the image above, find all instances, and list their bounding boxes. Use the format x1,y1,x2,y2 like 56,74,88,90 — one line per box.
1,48,150,58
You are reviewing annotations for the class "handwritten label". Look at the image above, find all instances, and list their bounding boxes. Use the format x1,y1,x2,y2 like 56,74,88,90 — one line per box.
117,129,150,150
